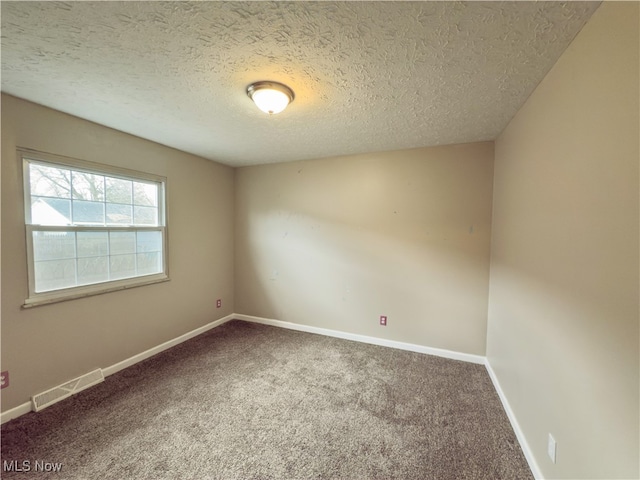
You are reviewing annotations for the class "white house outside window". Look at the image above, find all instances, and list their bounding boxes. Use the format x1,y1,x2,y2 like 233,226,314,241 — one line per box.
22,149,168,307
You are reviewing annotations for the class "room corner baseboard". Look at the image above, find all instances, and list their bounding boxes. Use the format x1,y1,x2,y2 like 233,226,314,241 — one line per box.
2,310,537,480
102,313,235,377
234,314,486,365
484,359,543,480
1,313,235,425
0,401,32,425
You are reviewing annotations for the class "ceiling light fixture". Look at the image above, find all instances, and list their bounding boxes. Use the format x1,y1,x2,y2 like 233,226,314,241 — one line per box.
247,81,294,115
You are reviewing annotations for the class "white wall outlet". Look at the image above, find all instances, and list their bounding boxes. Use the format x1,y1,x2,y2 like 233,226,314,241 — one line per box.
548,433,557,463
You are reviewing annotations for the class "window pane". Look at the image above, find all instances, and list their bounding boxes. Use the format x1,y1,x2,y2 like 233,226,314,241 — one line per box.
137,252,162,276
133,206,157,226
31,197,71,225
106,203,133,225
30,164,71,199
106,177,132,204
110,231,136,255
72,200,105,224
110,254,136,280
33,231,76,261
136,231,162,253
133,182,157,207
77,256,109,285
72,172,105,201
77,232,108,258
34,258,76,292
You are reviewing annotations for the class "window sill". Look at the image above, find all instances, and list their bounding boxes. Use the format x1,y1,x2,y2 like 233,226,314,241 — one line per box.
22,275,170,309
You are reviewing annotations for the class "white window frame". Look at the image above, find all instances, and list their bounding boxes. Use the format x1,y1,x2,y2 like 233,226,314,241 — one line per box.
21,148,169,308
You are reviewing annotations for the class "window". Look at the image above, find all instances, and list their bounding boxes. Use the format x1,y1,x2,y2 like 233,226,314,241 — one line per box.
22,149,168,307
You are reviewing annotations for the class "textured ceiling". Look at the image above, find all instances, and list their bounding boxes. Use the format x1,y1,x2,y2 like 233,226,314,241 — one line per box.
1,1,600,167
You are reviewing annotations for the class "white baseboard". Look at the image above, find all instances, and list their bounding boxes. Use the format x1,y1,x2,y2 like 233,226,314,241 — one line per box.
234,314,486,365
236,315,542,474
3,310,536,480
0,401,32,425
1,314,235,425
485,359,542,480
102,313,235,377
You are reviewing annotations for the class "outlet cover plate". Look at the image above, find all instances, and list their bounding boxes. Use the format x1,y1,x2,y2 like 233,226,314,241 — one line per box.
380,315,387,326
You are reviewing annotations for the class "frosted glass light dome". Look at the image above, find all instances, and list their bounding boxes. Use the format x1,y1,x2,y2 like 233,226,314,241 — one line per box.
247,81,294,115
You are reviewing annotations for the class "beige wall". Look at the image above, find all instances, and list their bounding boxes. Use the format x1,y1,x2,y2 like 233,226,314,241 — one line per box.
487,3,639,479
1,95,235,411
235,143,494,355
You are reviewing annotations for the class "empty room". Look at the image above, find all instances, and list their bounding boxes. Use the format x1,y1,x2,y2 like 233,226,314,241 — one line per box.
1,2,638,479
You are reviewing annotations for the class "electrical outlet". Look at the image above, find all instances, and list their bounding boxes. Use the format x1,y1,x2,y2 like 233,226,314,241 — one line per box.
548,433,557,463
216,299,222,308
380,315,387,326
1,371,9,389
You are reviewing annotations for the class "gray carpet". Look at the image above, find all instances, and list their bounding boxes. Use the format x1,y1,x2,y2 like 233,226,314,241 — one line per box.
1,320,533,479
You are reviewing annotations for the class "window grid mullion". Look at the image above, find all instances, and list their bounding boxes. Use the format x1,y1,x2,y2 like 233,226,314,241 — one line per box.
134,231,139,277
70,170,75,226
74,231,79,285
107,231,112,281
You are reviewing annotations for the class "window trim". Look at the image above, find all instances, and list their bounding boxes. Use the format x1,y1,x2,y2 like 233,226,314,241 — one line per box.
20,148,170,308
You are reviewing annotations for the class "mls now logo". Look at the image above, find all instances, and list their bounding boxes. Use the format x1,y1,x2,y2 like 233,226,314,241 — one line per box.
3,460,63,473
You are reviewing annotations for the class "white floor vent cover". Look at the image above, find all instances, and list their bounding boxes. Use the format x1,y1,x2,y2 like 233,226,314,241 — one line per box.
31,369,104,412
